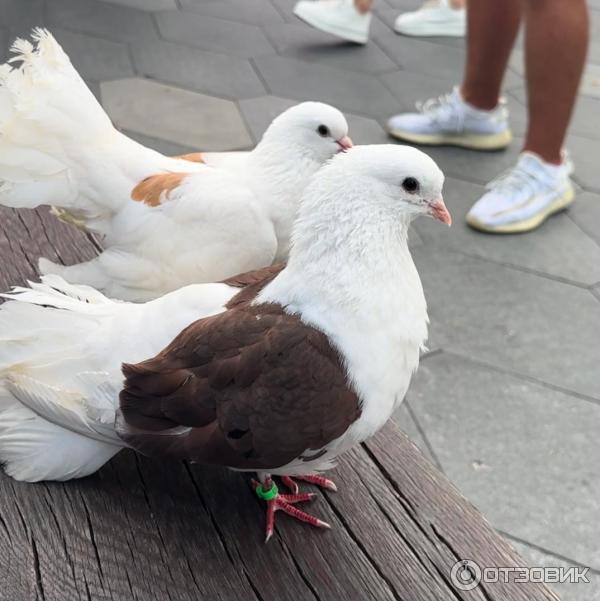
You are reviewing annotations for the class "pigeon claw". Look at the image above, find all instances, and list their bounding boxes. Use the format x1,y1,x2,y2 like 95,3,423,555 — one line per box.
252,479,331,543
282,474,338,493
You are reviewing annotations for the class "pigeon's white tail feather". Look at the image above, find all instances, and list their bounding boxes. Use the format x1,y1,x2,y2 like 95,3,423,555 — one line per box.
0,388,120,482
0,29,178,234
0,276,124,482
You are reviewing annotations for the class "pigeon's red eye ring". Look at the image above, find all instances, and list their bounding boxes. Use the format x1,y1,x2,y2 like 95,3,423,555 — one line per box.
402,177,419,193
317,124,330,137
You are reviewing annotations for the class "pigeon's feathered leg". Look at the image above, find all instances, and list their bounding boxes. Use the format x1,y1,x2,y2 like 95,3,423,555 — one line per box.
252,475,331,543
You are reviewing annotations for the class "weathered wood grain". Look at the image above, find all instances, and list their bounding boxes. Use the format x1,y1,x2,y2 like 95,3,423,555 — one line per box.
0,204,561,601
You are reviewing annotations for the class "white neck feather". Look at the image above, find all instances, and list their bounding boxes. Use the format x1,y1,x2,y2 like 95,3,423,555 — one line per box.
247,140,323,261
257,171,429,442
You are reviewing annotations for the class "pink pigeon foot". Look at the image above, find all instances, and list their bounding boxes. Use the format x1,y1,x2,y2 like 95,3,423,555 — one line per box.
252,478,331,542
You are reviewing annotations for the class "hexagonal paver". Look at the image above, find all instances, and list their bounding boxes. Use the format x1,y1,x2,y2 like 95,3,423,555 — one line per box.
101,78,252,151
238,95,389,144
97,0,177,10
131,38,265,99
412,176,600,286
51,29,133,82
46,0,157,42
253,54,399,117
412,247,600,399
262,22,396,73
179,0,284,26
155,10,274,59
408,352,600,569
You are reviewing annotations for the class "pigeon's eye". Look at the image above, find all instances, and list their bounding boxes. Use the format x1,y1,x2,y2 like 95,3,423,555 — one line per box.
317,124,330,137
402,177,419,193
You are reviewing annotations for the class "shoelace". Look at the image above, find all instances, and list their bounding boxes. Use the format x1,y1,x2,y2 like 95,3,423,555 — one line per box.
487,163,552,197
416,92,509,132
416,92,465,131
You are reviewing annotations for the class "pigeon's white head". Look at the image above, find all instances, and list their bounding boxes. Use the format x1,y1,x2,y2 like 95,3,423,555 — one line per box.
284,144,450,272
260,102,353,163
329,144,450,225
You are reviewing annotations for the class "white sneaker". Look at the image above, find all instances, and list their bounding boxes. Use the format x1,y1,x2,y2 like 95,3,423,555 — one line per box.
394,0,466,37
466,152,575,233
387,87,512,150
293,0,371,44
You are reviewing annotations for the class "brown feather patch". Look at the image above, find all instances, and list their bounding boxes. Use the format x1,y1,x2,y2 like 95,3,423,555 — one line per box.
117,266,362,471
131,173,188,207
175,152,205,163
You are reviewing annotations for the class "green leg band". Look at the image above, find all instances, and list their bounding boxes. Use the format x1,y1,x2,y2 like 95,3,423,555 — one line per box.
255,482,279,501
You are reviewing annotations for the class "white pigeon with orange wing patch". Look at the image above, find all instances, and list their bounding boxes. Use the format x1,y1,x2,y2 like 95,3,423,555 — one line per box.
0,30,352,301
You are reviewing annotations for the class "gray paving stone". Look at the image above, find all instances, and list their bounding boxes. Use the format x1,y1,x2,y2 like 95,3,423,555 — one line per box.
98,0,177,10
0,0,44,38
101,78,253,151
262,21,396,73
411,247,600,399
50,29,133,82
239,95,389,144
580,63,600,100
269,0,305,23
408,352,600,568
122,129,195,157
131,39,266,99
253,54,399,117
156,10,274,59
180,0,284,25
412,176,600,286
46,0,157,43
375,32,521,91
392,401,436,465
566,134,600,193
569,191,600,247
0,25,7,61
417,137,523,186
509,540,600,601
509,86,600,142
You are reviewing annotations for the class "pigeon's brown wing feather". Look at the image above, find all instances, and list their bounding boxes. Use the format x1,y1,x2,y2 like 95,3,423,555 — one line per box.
117,303,360,471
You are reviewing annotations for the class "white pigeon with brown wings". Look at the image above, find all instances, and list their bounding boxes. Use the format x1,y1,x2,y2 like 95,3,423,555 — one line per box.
0,29,352,301
0,145,450,541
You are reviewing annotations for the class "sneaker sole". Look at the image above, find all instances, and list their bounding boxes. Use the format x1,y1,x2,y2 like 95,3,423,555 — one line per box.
387,127,513,150
394,20,465,37
293,7,369,44
466,187,576,234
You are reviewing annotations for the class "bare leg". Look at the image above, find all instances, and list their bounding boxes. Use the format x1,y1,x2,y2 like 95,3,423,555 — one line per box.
461,0,522,110
522,0,589,164
354,0,373,13
449,0,465,7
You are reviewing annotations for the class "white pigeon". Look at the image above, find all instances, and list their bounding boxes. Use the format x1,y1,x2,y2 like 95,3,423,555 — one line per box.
0,145,450,541
0,29,353,301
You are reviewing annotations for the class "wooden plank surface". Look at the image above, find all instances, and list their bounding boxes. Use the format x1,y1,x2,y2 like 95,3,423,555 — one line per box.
0,205,561,601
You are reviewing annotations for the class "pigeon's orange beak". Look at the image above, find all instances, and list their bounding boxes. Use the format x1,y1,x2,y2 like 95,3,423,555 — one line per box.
428,197,452,226
336,136,353,152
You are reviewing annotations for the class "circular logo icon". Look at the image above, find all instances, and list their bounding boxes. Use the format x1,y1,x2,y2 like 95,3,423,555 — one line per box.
451,559,482,591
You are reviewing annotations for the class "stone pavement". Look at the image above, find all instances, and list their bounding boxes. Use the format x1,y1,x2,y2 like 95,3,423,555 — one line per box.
1,1,599,599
